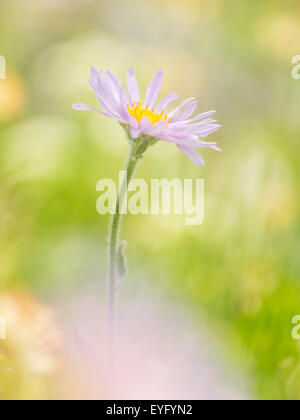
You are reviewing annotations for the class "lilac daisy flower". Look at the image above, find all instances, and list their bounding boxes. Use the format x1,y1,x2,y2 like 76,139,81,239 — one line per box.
73,68,221,166
73,68,222,366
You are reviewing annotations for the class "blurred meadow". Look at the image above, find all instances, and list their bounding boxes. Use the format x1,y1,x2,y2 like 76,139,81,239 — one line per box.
1,0,300,400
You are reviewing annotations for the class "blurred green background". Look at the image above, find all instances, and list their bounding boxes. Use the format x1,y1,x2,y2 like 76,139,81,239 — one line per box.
1,0,300,400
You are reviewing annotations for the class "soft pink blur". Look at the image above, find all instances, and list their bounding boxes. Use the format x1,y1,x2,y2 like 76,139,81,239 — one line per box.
60,286,251,400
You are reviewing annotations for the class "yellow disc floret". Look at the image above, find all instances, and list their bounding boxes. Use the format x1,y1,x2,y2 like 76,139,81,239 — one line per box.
127,101,171,126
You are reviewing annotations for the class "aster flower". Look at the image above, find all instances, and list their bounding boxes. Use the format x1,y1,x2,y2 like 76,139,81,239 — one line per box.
73,68,221,166
73,68,222,371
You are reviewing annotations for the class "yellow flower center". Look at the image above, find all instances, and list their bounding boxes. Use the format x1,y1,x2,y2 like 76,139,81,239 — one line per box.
127,102,171,126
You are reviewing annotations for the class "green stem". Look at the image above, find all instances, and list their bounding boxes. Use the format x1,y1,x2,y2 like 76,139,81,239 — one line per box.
107,143,140,356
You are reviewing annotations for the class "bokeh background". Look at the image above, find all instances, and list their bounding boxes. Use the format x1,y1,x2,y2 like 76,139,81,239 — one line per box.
1,0,300,400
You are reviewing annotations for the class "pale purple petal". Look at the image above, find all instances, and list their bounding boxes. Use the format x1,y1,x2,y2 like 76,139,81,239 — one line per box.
72,103,114,118
163,124,195,136
140,117,151,131
140,117,151,134
129,116,141,138
198,124,222,137
127,68,140,106
73,103,98,111
202,144,222,151
145,69,163,109
89,69,125,120
140,118,166,137
105,72,130,122
188,110,216,122
169,122,220,137
177,145,205,166
130,126,142,138
167,98,196,119
169,118,216,128
175,121,217,135
156,93,179,114
170,101,197,123
160,136,203,148
129,115,139,129
97,71,129,122
121,86,129,110
89,71,120,118
107,70,122,91
159,132,211,148
97,71,121,108
170,111,216,126
89,67,101,92
196,140,222,151
105,71,122,102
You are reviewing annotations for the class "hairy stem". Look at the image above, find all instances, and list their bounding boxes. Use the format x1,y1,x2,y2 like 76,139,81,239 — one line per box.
107,143,140,360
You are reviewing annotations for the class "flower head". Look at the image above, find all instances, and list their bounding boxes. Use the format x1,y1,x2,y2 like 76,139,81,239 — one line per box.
73,68,221,166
